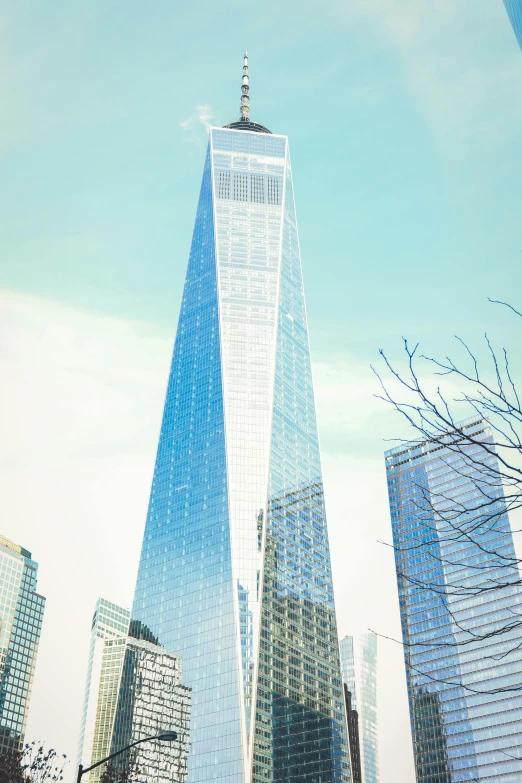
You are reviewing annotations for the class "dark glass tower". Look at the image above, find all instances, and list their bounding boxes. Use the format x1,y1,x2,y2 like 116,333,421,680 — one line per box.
118,56,350,783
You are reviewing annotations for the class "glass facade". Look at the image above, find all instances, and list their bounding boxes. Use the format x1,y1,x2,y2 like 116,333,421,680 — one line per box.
110,637,191,782
339,634,379,783
385,417,522,781
78,598,190,782
125,125,350,783
76,598,131,782
0,534,45,752
503,0,522,49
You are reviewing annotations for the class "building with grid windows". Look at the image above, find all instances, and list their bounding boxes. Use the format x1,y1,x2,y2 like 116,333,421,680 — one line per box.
116,53,350,783
339,634,379,783
78,599,190,782
385,417,522,781
503,0,522,49
76,598,130,781
110,635,191,783
0,534,45,752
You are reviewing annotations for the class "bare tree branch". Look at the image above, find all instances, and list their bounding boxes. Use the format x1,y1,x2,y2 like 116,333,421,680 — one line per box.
376,300,522,696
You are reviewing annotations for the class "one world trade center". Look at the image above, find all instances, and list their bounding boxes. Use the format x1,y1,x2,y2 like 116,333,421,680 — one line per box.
117,54,351,783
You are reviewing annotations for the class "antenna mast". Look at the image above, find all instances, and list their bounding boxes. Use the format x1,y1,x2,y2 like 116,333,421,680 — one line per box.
240,51,250,121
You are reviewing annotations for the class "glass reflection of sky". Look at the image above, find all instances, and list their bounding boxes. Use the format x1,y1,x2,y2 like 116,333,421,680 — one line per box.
128,128,350,783
386,420,522,782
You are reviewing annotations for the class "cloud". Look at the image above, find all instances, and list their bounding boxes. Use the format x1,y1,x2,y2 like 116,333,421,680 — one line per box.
313,356,393,456
179,104,214,139
0,289,415,779
0,289,171,759
6,290,515,780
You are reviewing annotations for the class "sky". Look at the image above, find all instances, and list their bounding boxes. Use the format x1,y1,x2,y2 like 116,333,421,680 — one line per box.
1,1,522,781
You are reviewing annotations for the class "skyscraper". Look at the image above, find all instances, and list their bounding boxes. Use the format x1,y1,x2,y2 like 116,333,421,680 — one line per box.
76,598,131,781
78,598,190,782
385,417,522,781
110,636,191,783
342,682,362,783
339,634,379,783
502,0,522,49
0,534,45,752
119,54,350,783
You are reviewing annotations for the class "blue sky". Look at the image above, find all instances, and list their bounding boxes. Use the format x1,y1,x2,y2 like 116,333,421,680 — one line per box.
3,0,521,344
1,2,521,781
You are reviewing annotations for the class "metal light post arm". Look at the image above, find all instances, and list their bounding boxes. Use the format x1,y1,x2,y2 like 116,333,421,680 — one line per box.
76,732,177,783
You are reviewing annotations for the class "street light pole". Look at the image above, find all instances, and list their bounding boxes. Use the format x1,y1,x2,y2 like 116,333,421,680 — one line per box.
76,731,177,783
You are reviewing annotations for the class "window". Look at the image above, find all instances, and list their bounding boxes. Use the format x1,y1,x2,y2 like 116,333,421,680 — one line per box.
217,171,230,200
267,176,281,206
233,173,249,202
250,174,265,204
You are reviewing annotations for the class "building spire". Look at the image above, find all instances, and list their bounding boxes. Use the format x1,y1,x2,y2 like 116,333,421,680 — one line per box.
240,50,250,121
223,51,271,133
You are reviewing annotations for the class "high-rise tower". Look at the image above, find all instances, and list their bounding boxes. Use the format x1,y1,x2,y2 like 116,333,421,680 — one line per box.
0,534,45,752
502,0,522,49
78,598,191,782
339,634,379,783
117,55,350,783
385,417,522,781
76,598,131,782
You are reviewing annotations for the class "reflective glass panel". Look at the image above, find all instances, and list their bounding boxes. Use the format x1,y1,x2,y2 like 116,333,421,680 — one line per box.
122,129,350,783
386,418,522,782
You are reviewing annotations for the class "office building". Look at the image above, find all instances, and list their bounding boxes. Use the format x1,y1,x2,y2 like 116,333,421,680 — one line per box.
118,54,350,783
78,598,190,782
76,598,130,781
503,0,522,49
0,534,45,752
385,417,522,781
110,635,191,783
342,682,362,783
339,634,379,783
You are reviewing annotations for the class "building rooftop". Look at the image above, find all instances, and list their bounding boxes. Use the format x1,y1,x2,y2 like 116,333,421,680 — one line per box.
223,52,271,135
224,119,271,134
0,534,31,559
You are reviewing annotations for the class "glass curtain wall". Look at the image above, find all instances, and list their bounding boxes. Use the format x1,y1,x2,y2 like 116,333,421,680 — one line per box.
339,634,379,783
502,0,522,49
386,418,522,781
76,598,130,782
0,536,45,753
124,126,349,783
